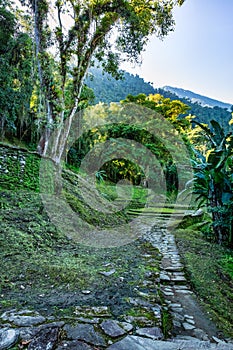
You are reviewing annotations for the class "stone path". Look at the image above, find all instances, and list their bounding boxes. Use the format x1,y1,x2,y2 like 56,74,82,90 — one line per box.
1,223,233,349
144,224,219,340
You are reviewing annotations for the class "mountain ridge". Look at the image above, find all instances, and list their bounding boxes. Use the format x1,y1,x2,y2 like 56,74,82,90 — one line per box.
85,68,232,129
162,86,232,111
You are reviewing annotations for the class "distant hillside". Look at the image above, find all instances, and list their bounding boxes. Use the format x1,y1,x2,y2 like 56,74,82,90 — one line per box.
85,68,155,104
85,68,232,130
163,86,232,111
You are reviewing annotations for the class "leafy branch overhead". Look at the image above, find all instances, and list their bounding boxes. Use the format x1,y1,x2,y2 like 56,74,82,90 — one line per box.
17,0,184,162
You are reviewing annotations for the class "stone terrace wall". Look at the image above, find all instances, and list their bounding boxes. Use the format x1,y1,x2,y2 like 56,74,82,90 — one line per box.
0,143,41,191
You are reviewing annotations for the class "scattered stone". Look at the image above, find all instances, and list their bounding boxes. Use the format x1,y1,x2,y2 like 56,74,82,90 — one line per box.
0,328,19,350
172,313,184,321
184,315,194,319
99,269,116,277
173,320,182,327
164,266,183,272
135,327,163,340
170,303,182,308
101,320,126,338
171,276,186,282
171,307,183,313
182,322,196,331
64,324,106,346
175,286,189,290
19,327,39,341
28,327,59,350
162,291,174,296
186,318,195,325
213,336,227,344
1,310,46,327
176,289,192,294
124,316,154,327
76,317,100,324
74,306,110,317
160,273,170,281
119,322,133,333
193,328,209,341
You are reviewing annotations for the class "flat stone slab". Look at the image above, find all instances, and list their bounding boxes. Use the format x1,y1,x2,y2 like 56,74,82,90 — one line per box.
183,322,196,330
164,266,183,272
1,310,45,327
160,273,170,281
56,340,94,349
74,306,111,317
107,336,177,350
101,320,126,338
64,324,106,346
28,327,59,350
107,336,233,350
0,328,19,350
135,327,163,339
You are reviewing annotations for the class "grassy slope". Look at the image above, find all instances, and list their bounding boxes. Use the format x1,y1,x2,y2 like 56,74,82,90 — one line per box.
0,146,161,320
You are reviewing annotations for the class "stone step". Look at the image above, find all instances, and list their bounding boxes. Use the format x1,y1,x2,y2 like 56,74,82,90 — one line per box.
107,336,233,350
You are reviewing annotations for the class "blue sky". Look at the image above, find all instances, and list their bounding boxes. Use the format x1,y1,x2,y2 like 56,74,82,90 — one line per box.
121,0,233,104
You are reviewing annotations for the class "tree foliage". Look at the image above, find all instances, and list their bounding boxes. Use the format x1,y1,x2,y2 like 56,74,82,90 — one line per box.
0,1,33,141
17,0,185,163
192,120,233,247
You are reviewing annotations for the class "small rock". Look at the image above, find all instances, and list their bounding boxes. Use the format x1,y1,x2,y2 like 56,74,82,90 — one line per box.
171,308,183,313
81,290,91,295
184,315,194,319
170,276,186,282
162,291,174,296
173,320,182,327
135,327,163,339
76,317,100,324
28,327,59,350
164,266,183,272
64,324,106,346
186,318,195,325
212,336,226,344
99,269,116,277
1,310,46,327
0,328,19,350
169,303,182,308
193,328,209,341
119,322,133,333
182,322,196,330
171,313,184,322
160,273,170,281
101,320,126,338
74,306,110,317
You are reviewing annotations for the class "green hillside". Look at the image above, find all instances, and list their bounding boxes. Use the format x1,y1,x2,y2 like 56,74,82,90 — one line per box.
85,68,155,103
86,68,232,130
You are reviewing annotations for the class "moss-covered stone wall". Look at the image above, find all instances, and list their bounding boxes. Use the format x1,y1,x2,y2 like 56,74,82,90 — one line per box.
0,144,40,191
